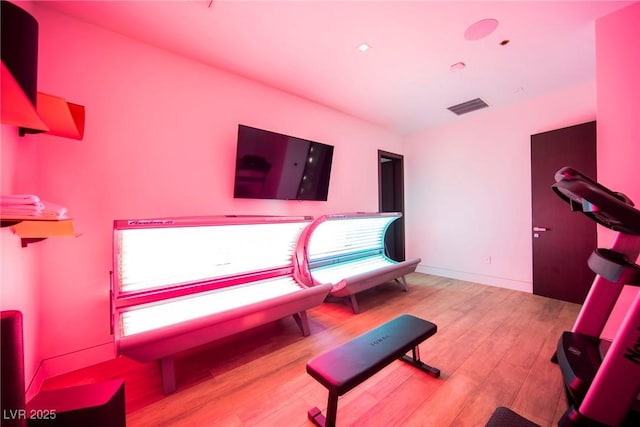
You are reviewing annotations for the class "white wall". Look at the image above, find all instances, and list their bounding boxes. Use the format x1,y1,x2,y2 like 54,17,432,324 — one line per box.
404,81,596,292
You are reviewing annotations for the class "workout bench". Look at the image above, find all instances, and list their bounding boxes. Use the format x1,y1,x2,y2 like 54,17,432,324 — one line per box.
306,314,440,427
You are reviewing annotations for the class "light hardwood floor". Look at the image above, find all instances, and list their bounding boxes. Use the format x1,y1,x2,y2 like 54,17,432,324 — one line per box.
41,273,581,426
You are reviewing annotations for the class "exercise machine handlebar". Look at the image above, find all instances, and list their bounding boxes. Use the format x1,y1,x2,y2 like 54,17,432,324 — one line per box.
552,166,640,235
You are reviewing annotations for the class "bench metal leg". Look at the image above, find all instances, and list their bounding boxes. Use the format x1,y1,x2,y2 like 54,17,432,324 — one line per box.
400,346,440,378
308,391,339,427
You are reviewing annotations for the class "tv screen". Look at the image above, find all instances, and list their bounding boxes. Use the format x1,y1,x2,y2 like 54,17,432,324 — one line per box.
233,125,334,201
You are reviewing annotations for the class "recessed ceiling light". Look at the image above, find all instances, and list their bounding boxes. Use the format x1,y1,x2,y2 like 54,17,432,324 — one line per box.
358,43,371,52
464,18,499,40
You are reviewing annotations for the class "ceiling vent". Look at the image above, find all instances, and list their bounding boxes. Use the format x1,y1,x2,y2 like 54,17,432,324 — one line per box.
447,98,489,115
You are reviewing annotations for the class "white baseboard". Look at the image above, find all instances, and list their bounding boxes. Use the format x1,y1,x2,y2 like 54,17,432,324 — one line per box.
416,265,532,294
25,342,114,401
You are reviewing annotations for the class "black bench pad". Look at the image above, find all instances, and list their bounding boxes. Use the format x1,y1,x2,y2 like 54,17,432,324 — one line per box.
307,314,438,396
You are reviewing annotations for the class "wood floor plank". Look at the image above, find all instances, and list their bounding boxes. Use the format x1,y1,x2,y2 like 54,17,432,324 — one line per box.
402,371,481,426
354,373,441,427
38,273,582,426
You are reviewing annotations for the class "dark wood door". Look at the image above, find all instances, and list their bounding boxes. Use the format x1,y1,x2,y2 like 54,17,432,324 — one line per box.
379,150,405,261
531,121,597,304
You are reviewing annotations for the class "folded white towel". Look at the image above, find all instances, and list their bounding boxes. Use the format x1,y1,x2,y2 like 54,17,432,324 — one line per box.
0,194,40,202
1,199,68,220
0,194,43,208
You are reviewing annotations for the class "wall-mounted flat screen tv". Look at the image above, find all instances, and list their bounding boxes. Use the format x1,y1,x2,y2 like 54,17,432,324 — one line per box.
233,125,334,201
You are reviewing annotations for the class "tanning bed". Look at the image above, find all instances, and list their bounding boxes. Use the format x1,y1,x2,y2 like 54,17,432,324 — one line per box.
111,215,331,393
295,212,421,313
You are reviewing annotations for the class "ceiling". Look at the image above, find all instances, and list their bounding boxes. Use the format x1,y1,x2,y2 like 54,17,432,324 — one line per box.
39,0,632,135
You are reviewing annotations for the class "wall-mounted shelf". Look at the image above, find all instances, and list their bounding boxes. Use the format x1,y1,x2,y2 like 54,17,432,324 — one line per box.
1,218,77,247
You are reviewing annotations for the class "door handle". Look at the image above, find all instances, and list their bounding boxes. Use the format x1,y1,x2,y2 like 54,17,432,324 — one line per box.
533,226,549,232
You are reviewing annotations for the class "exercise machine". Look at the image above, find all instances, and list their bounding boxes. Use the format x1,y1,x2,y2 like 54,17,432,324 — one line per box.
551,167,640,426
487,167,640,426
487,167,640,427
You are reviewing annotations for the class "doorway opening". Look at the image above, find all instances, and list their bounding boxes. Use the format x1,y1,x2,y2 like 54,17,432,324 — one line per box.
378,150,405,261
